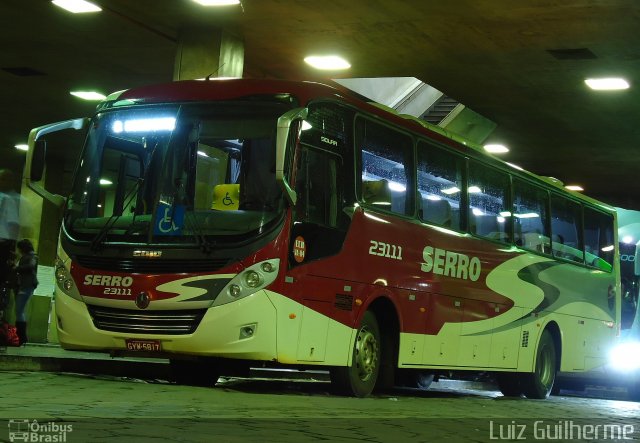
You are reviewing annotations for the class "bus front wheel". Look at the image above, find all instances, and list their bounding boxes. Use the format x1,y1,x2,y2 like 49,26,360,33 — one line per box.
522,330,557,399
330,311,381,397
170,358,220,387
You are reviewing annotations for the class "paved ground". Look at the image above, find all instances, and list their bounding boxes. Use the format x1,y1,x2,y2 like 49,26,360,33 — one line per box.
1,344,639,441
1,370,639,442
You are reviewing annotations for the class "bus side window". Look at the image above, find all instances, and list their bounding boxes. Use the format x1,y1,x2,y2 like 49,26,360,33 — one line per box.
416,141,463,230
468,161,511,243
357,118,414,216
513,179,550,253
583,207,614,271
550,195,584,264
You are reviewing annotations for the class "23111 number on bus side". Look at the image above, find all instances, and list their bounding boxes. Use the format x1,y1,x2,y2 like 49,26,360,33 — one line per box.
368,240,403,260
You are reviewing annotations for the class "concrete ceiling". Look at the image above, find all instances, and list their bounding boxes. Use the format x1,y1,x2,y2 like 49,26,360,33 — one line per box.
1,0,639,208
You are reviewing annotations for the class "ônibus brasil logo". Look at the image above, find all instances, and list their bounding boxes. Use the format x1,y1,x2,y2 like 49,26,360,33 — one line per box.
8,419,73,442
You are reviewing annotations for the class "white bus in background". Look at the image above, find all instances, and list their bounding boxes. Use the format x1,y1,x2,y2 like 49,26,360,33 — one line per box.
608,208,640,400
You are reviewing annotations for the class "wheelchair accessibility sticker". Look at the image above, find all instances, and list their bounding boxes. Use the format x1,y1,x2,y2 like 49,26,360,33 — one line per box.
154,203,185,236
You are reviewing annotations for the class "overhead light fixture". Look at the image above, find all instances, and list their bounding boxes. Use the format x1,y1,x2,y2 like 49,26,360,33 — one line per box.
99,179,113,186
15,144,28,151
565,185,584,191
585,78,629,91
622,236,634,244
304,55,351,70
70,91,106,101
52,0,101,13
191,0,241,6
468,186,482,193
483,144,509,154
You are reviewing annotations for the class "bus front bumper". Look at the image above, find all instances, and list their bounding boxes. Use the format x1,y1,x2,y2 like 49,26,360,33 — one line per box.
54,289,278,361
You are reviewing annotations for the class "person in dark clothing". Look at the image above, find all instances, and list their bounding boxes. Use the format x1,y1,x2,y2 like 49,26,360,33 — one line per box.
14,239,38,345
0,169,19,291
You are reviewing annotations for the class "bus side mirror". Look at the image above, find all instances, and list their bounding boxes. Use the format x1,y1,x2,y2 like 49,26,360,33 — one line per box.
276,107,308,206
31,139,46,182
25,117,88,208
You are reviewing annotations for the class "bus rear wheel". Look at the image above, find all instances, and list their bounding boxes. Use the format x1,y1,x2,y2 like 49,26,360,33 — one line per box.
330,311,381,397
522,330,557,399
496,372,523,397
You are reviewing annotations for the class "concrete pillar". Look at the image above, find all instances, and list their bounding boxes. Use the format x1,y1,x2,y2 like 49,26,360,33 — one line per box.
173,28,244,80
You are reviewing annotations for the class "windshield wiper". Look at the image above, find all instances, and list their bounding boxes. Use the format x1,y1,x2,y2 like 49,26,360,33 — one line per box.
90,177,144,252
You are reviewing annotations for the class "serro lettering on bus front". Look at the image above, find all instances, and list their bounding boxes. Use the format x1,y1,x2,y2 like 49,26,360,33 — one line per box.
421,245,481,281
83,274,134,287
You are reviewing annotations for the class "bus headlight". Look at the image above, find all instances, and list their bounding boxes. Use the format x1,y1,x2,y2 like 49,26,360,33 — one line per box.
609,341,640,372
214,259,280,307
244,271,261,288
54,255,82,301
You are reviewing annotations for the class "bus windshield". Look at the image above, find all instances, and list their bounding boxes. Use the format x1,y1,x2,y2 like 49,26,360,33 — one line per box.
65,100,290,245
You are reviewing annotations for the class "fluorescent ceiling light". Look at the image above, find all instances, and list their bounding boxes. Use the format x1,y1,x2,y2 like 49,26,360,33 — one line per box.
585,78,629,91
70,91,106,101
506,162,524,171
622,236,634,244
601,245,615,252
387,181,406,192
468,186,482,193
304,55,351,70
441,186,460,195
472,208,484,216
565,185,584,191
197,151,209,157
426,195,442,201
52,0,101,13
15,144,28,151
99,179,112,185
483,144,509,154
191,0,241,6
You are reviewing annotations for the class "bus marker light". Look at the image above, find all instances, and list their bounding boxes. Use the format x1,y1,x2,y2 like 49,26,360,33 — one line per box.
420,307,426,313
355,299,363,306
289,313,296,319
261,262,274,273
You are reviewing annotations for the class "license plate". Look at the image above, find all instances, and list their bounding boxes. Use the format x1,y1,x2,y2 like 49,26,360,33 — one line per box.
125,339,161,352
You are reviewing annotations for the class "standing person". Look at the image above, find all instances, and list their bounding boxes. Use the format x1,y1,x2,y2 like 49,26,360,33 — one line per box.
14,239,38,345
0,169,20,289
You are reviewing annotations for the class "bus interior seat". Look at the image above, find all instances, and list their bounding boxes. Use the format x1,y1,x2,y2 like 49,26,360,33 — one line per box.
421,198,452,227
362,179,392,208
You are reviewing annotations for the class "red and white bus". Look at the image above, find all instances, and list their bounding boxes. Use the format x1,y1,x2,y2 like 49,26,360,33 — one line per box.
26,79,620,398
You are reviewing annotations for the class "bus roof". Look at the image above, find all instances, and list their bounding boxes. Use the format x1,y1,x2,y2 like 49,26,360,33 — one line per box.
101,78,615,214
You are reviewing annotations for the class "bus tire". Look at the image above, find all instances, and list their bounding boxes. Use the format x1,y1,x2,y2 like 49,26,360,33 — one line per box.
522,330,557,399
330,311,381,397
170,358,219,387
496,372,523,397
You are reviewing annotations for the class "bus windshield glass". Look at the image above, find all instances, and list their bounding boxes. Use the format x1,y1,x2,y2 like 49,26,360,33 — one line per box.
65,100,291,244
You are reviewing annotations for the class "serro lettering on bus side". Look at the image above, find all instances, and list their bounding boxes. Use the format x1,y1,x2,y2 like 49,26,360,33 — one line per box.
421,246,481,281
83,274,134,287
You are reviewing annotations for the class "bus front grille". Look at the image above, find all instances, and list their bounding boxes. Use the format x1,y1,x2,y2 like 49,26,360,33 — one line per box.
75,256,230,273
87,306,206,335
